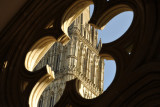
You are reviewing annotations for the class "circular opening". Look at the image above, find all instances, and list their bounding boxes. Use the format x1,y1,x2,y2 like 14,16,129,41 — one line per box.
96,11,134,91
98,11,134,43
35,5,134,107
90,6,133,91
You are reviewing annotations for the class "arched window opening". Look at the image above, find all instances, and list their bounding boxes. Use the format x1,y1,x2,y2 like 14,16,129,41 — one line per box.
90,56,95,82
56,54,60,71
83,57,86,76
49,96,54,107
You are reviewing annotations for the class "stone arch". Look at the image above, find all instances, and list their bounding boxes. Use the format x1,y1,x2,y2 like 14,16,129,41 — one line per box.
29,65,55,107
24,36,56,107
25,36,56,72
61,0,93,36
91,4,132,29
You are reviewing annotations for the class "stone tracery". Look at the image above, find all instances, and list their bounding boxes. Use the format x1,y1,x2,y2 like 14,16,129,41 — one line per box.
0,0,160,106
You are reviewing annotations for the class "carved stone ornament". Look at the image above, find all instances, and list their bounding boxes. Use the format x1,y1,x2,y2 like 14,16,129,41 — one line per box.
0,0,160,107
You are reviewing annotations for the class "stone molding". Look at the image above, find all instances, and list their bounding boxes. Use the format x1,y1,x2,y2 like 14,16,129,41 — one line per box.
55,69,102,96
